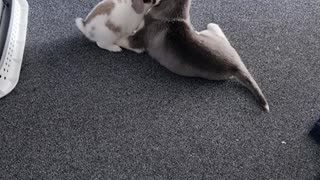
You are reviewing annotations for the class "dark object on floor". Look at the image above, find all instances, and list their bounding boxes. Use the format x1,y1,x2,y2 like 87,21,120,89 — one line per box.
309,117,320,144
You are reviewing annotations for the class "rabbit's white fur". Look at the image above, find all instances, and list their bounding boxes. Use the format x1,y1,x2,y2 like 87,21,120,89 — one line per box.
76,0,160,52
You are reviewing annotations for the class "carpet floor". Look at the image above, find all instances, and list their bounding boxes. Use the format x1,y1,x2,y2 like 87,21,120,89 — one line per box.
1,0,319,179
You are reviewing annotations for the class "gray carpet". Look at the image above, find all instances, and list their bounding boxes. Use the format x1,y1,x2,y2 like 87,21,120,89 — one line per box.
1,0,320,179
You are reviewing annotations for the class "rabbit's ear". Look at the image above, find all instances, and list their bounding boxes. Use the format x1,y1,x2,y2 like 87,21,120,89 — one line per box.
132,0,144,14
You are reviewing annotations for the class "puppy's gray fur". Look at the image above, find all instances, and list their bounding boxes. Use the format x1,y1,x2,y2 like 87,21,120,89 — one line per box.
120,0,269,111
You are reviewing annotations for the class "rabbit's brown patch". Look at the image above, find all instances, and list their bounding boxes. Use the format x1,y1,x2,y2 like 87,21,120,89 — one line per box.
85,1,115,24
105,20,122,34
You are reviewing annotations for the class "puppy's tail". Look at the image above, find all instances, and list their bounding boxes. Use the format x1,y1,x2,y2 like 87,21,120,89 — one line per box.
75,18,86,35
235,69,269,112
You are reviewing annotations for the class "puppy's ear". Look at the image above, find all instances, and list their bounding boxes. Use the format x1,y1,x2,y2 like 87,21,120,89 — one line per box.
132,0,144,14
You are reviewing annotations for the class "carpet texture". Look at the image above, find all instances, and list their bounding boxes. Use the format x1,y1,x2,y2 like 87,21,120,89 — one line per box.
1,0,320,179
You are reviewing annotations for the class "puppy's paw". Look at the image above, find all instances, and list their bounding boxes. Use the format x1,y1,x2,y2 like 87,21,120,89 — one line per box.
107,45,122,52
132,48,145,54
97,42,122,52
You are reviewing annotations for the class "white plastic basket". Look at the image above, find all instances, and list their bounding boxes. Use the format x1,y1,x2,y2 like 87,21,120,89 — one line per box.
0,0,28,98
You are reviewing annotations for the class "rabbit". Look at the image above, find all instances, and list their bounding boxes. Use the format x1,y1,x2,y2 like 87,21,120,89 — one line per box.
117,0,270,111
75,0,161,52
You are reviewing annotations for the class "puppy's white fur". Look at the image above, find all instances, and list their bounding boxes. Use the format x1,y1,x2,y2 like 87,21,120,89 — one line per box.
76,0,160,52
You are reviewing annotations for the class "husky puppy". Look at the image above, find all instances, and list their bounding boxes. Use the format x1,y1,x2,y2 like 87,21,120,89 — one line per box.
118,0,270,111
75,0,161,52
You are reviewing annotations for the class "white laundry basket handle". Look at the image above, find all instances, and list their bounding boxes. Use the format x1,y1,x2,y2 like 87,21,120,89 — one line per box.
0,0,29,98
0,0,4,19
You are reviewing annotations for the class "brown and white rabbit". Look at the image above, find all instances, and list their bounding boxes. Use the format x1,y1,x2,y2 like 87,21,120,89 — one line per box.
75,0,161,52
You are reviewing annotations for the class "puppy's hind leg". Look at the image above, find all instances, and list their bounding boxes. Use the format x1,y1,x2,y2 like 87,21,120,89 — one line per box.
235,69,269,112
